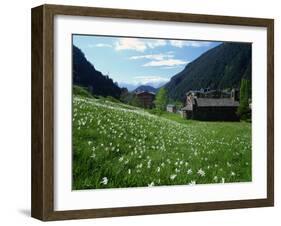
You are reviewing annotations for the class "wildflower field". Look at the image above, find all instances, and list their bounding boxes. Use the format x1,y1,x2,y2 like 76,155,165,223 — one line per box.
72,95,252,190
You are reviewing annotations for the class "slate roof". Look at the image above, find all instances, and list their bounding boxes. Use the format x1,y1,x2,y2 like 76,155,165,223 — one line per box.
195,98,239,107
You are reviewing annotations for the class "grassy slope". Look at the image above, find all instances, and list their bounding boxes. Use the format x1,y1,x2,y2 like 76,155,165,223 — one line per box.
73,95,251,190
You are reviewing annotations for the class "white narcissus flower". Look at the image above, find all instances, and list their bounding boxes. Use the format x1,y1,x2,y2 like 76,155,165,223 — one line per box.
119,156,124,162
101,177,108,185
157,167,161,173
197,168,205,177
189,180,196,185
213,176,218,182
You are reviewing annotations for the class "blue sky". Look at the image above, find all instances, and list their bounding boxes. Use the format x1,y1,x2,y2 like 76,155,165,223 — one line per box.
73,35,221,90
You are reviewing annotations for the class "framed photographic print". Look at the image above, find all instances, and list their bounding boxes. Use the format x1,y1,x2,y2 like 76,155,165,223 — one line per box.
31,4,274,221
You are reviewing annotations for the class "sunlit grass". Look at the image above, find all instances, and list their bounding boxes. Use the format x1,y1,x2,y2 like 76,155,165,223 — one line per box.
72,95,251,190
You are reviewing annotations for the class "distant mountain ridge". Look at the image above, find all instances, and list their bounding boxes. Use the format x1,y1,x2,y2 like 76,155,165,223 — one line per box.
134,85,157,93
164,42,252,101
73,45,122,98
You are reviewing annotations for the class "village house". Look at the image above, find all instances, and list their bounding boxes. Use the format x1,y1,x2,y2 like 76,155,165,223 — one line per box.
166,104,176,113
181,88,240,121
135,91,155,109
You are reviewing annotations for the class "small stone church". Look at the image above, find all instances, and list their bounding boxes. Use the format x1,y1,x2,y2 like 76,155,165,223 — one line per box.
181,88,240,121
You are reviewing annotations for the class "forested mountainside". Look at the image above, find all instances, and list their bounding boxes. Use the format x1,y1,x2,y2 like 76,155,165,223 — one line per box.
73,45,122,98
165,42,252,101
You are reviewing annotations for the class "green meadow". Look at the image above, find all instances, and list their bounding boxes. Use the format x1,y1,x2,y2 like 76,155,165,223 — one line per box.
72,94,251,190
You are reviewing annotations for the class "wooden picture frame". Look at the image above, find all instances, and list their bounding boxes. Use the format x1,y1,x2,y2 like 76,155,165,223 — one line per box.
31,4,274,221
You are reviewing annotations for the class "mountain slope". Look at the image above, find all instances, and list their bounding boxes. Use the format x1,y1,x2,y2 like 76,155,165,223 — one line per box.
165,42,252,101
73,45,121,98
134,85,157,93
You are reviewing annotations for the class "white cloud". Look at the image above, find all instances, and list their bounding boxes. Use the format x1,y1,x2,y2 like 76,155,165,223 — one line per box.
115,38,147,52
143,59,189,67
95,43,112,48
129,53,174,61
146,40,167,48
161,66,180,69
87,43,112,48
134,75,169,84
119,75,170,89
115,38,167,52
134,75,169,87
169,40,185,48
170,40,212,48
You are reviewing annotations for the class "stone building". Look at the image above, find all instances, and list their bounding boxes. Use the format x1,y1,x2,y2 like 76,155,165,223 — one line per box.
166,104,176,113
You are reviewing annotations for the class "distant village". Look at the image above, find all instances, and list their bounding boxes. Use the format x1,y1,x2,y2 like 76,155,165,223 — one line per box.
134,87,251,121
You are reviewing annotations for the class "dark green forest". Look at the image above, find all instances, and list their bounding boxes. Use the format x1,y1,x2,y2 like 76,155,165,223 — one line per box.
73,45,122,99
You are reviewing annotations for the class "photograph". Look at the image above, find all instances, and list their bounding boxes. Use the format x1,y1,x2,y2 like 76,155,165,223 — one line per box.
30,3,274,220
72,35,252,190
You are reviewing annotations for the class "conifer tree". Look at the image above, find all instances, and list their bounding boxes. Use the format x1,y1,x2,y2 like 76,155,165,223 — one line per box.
154,88,168,111
237,79,251,120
